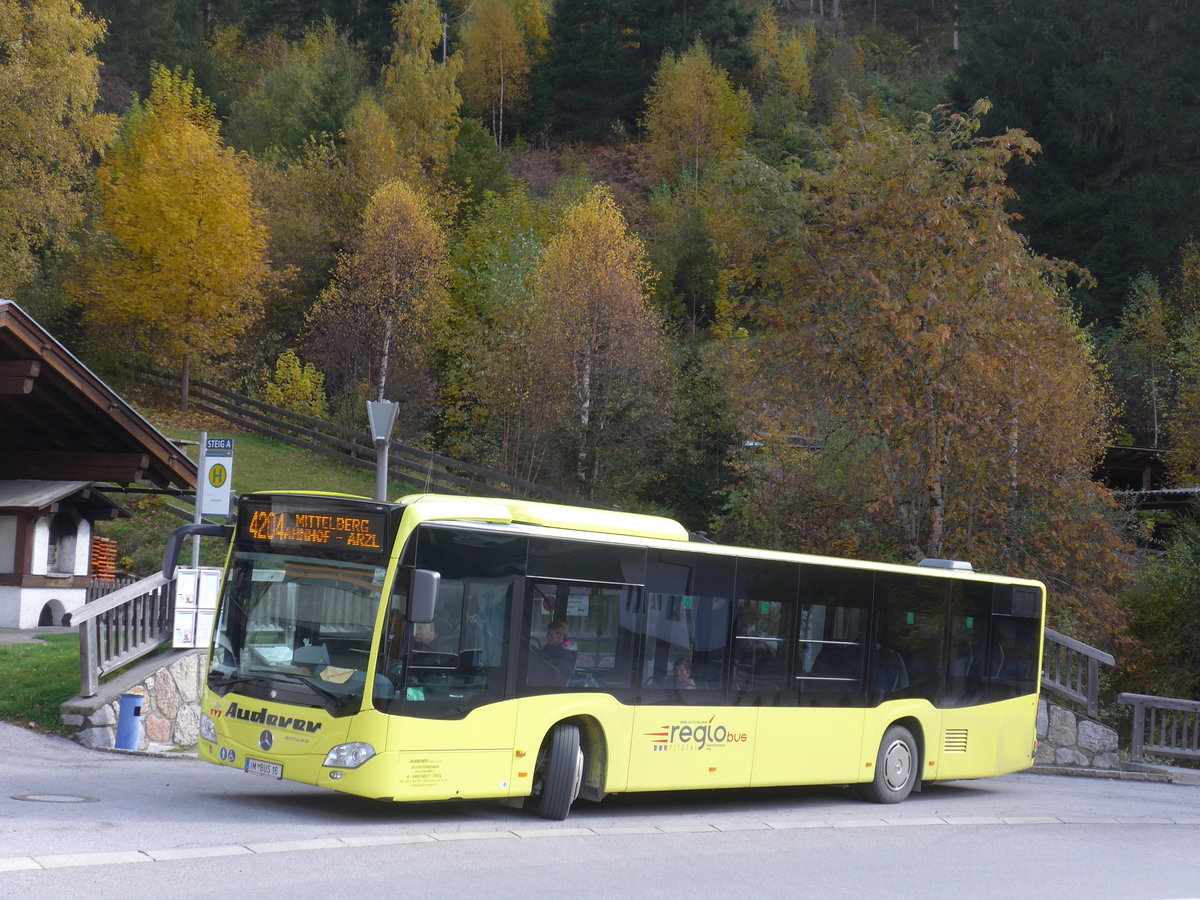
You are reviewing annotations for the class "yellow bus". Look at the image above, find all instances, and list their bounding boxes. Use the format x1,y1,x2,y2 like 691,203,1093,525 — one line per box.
167,491,1044,819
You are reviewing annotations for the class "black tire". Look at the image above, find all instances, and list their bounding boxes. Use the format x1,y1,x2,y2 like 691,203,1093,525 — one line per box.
859,725,918,804
537,723,583,820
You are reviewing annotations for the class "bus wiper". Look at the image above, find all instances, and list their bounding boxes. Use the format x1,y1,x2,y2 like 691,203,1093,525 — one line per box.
266,671,348,708
208,672,260,691
209,670,346,708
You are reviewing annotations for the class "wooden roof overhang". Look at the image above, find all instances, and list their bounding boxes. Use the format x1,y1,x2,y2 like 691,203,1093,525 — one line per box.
0,300,196,490
0,480,129,520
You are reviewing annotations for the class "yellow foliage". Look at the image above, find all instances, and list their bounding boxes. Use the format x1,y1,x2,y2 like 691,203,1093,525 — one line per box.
0,0,114,296
76,65,267,372
642,41,751,184
380,0,463,176
310,179,448,400
459,0,531,145
531,186,674,489
262,349,329,418
748,9,815,109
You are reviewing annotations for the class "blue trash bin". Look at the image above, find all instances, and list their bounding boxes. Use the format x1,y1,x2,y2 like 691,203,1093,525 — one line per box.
115,692,144,750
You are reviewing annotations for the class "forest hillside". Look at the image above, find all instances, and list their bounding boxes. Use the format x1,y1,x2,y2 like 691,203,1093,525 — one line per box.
4,0,1200,698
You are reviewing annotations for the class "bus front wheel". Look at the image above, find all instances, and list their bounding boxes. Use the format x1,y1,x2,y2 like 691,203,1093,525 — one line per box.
860,725,918,804
536,723,583,820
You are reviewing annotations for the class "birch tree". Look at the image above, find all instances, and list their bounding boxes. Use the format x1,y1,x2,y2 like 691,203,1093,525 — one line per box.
532,186,675,496
459,0,530,148
308,179,448,410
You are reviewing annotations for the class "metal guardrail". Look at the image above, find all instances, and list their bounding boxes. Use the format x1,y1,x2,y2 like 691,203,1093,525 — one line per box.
1042,627,1116,718
64,573,174,698
1118,693,1200,764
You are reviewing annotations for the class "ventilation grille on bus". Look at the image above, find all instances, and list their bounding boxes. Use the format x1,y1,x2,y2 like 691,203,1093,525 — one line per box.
995,585,1042,618
1011,586,1042,618
944,729,969,754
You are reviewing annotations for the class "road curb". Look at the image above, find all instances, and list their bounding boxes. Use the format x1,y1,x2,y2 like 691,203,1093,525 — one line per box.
1031,764,1171,783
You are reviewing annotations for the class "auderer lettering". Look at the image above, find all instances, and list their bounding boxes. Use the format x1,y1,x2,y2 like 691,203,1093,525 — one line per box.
225,701,322,733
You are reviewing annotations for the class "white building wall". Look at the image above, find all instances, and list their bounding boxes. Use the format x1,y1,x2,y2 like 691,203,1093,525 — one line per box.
1,585,87,628
31,517,49,575
73,519,92,576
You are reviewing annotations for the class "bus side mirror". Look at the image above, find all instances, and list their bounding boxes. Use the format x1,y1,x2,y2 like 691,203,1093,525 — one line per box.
408,569,440,624
163,523,233,579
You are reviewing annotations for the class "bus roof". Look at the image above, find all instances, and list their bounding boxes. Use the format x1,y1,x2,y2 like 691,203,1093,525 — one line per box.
397,494,1041,589
399,493,691,543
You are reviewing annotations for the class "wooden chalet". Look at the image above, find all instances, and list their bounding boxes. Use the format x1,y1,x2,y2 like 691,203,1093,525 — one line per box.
0,300,196,627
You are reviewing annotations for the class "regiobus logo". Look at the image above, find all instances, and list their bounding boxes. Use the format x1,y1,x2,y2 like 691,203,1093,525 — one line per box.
645,715,749,751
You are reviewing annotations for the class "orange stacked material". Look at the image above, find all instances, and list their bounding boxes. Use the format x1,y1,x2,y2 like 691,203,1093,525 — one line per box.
90,536,118,579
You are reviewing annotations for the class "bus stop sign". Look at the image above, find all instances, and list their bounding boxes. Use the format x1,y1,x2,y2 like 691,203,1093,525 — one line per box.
199,438,234,518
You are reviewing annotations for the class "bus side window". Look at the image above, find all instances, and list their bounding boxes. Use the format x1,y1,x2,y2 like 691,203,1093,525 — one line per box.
943,582,991,707
871,573,948,705
733,558,798,706
642,550,735,705
795,565,871,708
519,579,636,694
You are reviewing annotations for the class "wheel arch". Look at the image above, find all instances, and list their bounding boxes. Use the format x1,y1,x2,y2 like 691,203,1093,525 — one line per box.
888,715,926,791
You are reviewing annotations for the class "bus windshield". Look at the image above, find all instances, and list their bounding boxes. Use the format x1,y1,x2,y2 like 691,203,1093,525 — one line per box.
207,550,391,716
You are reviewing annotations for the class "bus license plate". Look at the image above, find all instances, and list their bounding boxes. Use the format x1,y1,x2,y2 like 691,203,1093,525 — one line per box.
244,757,283,778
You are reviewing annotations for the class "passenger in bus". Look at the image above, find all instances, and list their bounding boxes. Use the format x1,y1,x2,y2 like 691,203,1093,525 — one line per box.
540,621,577,683
668,657,696,689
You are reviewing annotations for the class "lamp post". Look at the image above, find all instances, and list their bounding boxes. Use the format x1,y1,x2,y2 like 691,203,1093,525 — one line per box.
366,401,399,502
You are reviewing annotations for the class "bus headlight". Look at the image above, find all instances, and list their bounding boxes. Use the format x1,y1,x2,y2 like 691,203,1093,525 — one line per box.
324,742,376,768
200,713,217,743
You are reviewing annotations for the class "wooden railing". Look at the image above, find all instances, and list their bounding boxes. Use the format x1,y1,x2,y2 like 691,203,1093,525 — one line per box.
64,573,175,698
1118,693,1200,764
1042,627,1116,718
85,575,139,604
134,368,585,505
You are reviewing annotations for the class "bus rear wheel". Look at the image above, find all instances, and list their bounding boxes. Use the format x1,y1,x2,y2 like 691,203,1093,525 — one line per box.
860,725,918,804
537,723,583,820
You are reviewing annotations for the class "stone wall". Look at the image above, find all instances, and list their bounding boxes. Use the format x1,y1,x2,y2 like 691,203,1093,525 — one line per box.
60,650,206,752
1036,697,1120,769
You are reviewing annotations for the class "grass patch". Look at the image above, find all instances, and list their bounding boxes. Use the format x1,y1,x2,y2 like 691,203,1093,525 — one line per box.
0,634,81,735
98,421,419,573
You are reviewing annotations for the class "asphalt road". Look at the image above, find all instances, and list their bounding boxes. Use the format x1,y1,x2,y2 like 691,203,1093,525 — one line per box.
2,723,1199,898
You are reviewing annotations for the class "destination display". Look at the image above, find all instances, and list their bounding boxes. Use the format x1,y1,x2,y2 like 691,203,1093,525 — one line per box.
237,496,394,560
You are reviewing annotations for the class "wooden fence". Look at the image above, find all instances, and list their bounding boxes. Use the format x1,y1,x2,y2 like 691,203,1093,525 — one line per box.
1042,627,1116,718
1118,693,1200,764
65,573,175,698
135,368,584,505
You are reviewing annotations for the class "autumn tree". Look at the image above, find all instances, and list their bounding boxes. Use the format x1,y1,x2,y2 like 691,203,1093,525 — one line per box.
1162,243,1200,481
534,0,752,139
222,20,366,157
1099,275,1176,448
531,186,676,497
378,0,462,176
0,0,113,300
459,0,531,147
439,186,557,479
641,41,751,184
262,349,329,418
308,179,448,427
75,65,268,406
711,102,1133,643
747,8,816,109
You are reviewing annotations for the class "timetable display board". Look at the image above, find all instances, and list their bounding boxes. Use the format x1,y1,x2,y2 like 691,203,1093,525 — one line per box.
236,495,400,563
